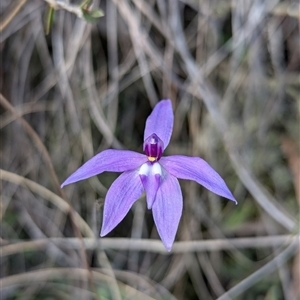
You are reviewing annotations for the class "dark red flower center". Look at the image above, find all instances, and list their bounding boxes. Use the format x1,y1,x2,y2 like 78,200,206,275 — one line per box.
143,133,164,162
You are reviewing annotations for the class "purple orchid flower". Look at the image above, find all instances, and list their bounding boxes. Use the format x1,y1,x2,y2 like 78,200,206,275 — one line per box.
61,100,237,251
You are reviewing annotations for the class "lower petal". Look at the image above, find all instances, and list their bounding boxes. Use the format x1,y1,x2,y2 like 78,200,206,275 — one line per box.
152,173,183,251
140,174,161,209
139,162,162,209
100,170,144,236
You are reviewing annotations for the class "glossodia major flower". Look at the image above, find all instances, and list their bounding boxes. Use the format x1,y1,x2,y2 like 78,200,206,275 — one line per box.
61,99,237,251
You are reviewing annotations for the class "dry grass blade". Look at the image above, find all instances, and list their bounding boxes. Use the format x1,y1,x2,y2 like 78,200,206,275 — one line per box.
2,235,297,256
0,0,27,31
0,169,94,237
217,237,300,300
2,0,299,298
168,0,297,232
0,94,62,196
0,268,157,300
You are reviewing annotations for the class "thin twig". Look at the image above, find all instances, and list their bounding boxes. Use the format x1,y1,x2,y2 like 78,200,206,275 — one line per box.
0,0,27,31
217,237,299,300
42,0,85,19
0,94,62,196
1,168,111,300
0,268,157,300
1,235,298,256
168,0,297,232
0,169,94,237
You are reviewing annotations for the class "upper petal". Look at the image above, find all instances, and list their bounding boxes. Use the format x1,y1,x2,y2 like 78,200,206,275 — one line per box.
100,170,144,236
160,156,237,204
152,173,183,251
144,99,174,150
61,149,146,187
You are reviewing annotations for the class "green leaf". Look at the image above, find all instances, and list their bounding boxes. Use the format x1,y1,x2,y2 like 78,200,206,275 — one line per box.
45,5,55,35
80,0,93,10
82,8,104,22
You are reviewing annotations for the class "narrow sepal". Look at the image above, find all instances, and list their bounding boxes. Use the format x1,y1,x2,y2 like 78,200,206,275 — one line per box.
100,170,144,236
61,149,146,187
160,156,237,204
152,173,183,251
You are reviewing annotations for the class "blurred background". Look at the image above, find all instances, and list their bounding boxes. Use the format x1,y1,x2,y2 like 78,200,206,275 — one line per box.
1,0,299,299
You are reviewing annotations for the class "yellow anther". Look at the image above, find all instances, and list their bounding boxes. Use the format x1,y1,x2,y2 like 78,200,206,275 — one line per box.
147,156,156,162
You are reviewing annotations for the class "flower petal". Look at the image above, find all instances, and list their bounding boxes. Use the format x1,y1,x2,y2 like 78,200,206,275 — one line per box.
139,162,162,209
144,99,174,150
152,173,183,251
61,149,146,187
100,170,144,236
160,156,237,204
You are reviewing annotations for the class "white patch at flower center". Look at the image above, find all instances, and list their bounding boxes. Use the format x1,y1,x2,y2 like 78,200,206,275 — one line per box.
139,162,162,176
